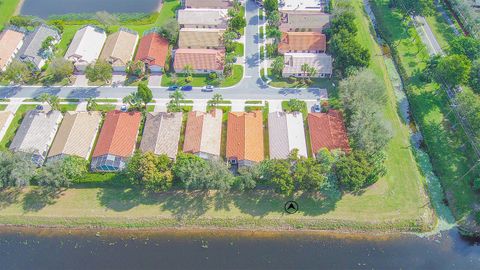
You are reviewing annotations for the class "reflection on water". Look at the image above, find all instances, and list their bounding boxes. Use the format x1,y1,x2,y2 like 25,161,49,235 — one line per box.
20,0,162,18
0,228,478,269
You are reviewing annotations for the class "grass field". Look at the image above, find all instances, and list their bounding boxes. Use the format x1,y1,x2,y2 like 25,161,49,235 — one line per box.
0,0,434,232
0,0,20,29
372,0,479,230
0,104,7,111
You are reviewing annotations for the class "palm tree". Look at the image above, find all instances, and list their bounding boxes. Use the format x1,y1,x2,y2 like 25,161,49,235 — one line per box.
36,93,60,111
208,93,223,108
167,90,184,112
183,64,193,77
300,63,310,77
122,92,142,110
86,98,98,111
307,66,317,78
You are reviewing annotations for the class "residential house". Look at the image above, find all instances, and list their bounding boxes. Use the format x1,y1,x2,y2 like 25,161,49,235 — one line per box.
16,25,61,70
0,29,25,72
178,9,229,29
134,32,169,73
174,48,225,74
90,110,142,172
268,111,307,159
0,111,14,142
9,109,63,166
140,112,183,159
307,110,350,155
279,0,330,32
64,25,107,71
183,109,222,160
178,28,226,49
278,32,326,54
47,111,102,161
283,53,332,78
183,0,233,9
99,28,139,72
226,111,264,167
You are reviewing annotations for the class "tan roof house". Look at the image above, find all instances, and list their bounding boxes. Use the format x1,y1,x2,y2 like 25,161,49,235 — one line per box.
174,48,225,74
183,109,223,160
47,111,102,160
64,25,107,71
226,111,264,167
0,29,25,72
268,112,307,159
283,53,332,78
279,0,330,31
278,32,326,54
140,112,183,159
99,28,139,72
178,9,229,29
178,28,225,49
183,0,233,9
9,109,63,166
0,111,14,142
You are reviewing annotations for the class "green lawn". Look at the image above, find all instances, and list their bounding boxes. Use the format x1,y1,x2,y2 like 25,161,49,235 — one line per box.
220,65,243,87
0,105,37,150
95,104,116,112
281,100,308,120
372,0,479,229
147,105,155,112
268,69,336,92
59,104,78,112
94,99,119,103
162,65,243,87
0,0,434,232
233,42,244,57
155,0,181,26
0,104,7,111
0,0,20,29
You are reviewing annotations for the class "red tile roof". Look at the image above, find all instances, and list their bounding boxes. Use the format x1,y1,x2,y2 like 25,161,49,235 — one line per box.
307,110,350,155
226,111,264,162
134,32,169,67
174,48,225,71
278,32,326,53
92,110,142,158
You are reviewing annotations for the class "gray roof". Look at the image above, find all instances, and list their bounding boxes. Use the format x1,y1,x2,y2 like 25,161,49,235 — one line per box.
16,25,60,69
9,110,63,165
140,112,183,159
268,112,308,159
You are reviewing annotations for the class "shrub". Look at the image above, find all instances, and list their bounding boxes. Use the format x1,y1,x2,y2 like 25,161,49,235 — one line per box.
474,178,480,191
208,72,218,80
185,76,193,83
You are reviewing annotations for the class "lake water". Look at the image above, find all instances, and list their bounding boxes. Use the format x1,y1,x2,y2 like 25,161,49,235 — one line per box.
0,228,479,269
20,0,162,18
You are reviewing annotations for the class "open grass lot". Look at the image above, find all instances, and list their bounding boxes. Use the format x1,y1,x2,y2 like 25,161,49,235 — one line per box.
372,0,479,229
0,105,38,150
0,0,434,232
220,65,243,87
0,0,20,29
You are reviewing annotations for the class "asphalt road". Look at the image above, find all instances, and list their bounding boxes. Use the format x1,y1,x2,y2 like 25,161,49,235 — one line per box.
0,1,327,101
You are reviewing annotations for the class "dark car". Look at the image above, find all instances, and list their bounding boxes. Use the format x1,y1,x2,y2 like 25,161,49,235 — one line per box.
181,85,193,91
168,85,179,91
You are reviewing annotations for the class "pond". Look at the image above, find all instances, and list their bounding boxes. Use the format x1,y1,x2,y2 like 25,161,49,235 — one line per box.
0,228,479,269
19,0,162,18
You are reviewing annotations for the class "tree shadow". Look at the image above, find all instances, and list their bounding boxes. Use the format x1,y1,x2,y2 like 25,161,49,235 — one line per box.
96,187,157,212
22,188,64,212
0,188,21,209
0,86,22,98
159,191,213,220
66,87,101,99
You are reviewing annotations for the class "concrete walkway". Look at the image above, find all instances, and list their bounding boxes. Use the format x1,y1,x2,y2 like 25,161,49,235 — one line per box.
231,100,245,112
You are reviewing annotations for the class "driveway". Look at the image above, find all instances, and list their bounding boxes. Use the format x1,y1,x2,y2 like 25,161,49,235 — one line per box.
112,73,126,87
148,74,162,87
74,74,88,87
268,100,283,112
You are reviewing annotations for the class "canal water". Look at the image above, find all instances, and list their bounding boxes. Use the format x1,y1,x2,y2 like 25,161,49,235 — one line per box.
0,228,479,269
19,0,162,18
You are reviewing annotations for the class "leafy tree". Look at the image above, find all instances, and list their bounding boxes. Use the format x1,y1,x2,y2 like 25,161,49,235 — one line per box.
229,15,246,32
183,64,193,77
37,160,72,190
48,20,65,33
474,178,480,192
260,159,294,195
2,60,31,84
207,93,224,108
266,43,278,58
123,92,143,110
266,26,281,41
39,36,56,58
9,15,37,28
126,60,146,78
173,153,234,191
393,0,435,16
469,59,480,94
288,149,330,191
36,93,60,111
137,83,153,104
0,152,36,189
433,54,471,87
449,36,480,60
271,56,285,77
59,156,88,182
47,57,74,83
266,10,280,27
95,11,118,33
286,98,304,112
158,19,180,45
335,150,385,192
456,91,480,141
329,29,370,76
326,11,357,38
126,152,173,192
233,165,261,191
85,60,113,84
86,98,98,111
167,90,184,112
264,0,278,14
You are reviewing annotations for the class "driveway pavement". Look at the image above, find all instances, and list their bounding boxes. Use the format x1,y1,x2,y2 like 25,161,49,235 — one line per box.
73,74,88,87
148,74,162,87
112,73,126,86
268,100,283,112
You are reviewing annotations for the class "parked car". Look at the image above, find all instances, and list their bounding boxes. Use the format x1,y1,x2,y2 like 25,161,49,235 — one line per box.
181,85,193,91
168,85,179,91
312,104,321,113
120,104,128,112
201,85,214,92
